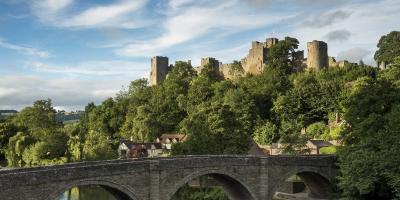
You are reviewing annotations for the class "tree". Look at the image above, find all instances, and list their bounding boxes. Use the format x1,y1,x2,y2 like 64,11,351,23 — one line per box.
221,87,259,135
238,67,290,119
253,121,279,145
120,105,159,142
12,99,60,139
266,36,300,74
172,103,250,155
229,60,244,78
0,122,17,159
83,130,116,161
379,56,400,88
22,129,68,167
278,120,309,155
337,76,400,199
374,31,400,65
306,122,328,139
5,99,68,167
6,132,34,167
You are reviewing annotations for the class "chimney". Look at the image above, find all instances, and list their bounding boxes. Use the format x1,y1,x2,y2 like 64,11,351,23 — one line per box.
335,113,340,124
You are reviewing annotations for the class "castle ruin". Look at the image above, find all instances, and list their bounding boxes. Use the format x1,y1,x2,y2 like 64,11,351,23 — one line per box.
150,56,169,86
149,37,350,85
307,40,328,70
240,38,279,75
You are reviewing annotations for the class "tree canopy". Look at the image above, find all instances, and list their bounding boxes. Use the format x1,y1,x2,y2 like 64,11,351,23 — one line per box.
374,31,400,64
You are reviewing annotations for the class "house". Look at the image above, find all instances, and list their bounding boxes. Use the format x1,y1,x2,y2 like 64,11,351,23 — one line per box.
157,134,187,150
247,138,267,156
118,140,163,159
306,140,333,155
257,142,283,155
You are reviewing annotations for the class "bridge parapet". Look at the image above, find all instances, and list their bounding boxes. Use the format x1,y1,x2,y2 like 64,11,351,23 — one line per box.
0,155,337,200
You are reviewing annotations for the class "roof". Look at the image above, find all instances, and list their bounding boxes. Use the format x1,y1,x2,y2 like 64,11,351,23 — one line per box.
120,140,162,149
308,140,333,147
159,134,187,143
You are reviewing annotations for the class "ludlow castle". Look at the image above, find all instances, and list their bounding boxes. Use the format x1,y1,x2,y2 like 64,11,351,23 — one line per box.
150,37,350,85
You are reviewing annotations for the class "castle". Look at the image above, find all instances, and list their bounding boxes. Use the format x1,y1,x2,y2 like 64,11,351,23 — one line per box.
149,37,348,86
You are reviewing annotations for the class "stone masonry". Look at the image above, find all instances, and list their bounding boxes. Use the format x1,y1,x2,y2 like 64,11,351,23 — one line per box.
149,37,351,85
241,38,279,75
150,56,169,86
0,155,336,200
307,40,328,70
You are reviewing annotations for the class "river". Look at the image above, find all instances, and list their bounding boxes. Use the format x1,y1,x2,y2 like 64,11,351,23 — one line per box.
58,185,120,200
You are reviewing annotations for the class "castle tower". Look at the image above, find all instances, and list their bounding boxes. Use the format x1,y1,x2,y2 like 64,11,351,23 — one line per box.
242,37,280,75
201,57,219,68
200,57,220,72
266,37,279,48
150,56,169,86
243,41,267,74
307,40,328,70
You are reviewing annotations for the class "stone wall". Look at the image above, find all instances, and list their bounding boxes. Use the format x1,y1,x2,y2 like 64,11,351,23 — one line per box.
219,63,234,80
148,38,336,85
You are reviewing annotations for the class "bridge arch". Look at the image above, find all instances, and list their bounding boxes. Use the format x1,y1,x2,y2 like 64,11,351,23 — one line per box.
166,169,257,200
47,179,139,200
270,167,333,199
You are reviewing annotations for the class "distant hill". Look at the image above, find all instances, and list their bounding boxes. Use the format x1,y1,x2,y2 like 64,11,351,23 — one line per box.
0,109,83,123
0,110,18,120
55,111,84,124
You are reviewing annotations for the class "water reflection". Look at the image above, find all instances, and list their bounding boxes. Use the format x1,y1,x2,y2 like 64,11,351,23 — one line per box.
58,185,119,200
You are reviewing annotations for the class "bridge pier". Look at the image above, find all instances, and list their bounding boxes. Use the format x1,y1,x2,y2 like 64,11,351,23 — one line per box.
149,160,161,200
0,155,336,200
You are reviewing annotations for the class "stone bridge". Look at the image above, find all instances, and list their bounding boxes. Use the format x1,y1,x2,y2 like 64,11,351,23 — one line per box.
0,155,337,200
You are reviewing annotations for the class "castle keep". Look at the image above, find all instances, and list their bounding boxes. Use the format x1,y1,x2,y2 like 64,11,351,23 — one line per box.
150,56,169,86
150,37,344,85
241,37,279,75
307,40,328,70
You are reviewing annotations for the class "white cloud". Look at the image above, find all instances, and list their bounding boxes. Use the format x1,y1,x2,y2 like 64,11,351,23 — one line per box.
0,88,19,98
324,30,351,42
26,60,149,77
286,0,400,65
337,47,370,63
34,0,74,12
0,39,50,58
0,75,132,111
31,0,148,29
302,10,352,28
62,0,147,28
116,0,293,57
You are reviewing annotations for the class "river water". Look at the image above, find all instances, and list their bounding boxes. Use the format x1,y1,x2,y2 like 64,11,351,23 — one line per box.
58,185,119,200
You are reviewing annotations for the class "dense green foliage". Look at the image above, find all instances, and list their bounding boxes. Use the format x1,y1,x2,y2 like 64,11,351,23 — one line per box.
0,32,400,199
374,31,400,64
3,99,68,167
171,185,228,200
337,58,400,199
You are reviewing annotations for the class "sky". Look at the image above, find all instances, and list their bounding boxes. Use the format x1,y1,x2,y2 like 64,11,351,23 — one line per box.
0,0,399,111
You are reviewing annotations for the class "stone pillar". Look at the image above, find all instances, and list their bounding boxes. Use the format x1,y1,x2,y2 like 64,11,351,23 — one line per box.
258,158,269,200
149,160,160,200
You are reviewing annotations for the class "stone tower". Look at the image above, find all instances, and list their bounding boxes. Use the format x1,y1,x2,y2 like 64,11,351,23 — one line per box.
150,56,169,86
266,37,279,48
307,40,328,70
201,57,219,69
242,37,279,75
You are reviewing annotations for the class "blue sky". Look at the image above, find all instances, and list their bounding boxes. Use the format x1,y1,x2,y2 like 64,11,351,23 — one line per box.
0,0,399,111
